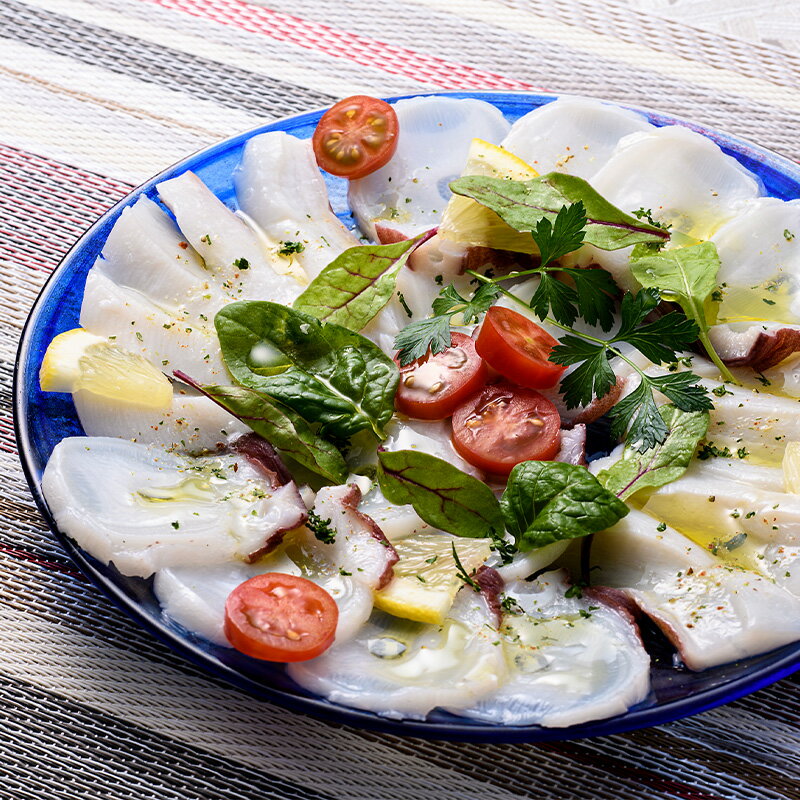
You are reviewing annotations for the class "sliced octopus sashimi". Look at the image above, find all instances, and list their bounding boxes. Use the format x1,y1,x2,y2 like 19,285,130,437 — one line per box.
590,510,800,670
41,437,307,578
455,570,650,727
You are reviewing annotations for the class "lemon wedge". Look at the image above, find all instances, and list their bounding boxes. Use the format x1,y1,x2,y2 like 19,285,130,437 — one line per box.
783,442,800,494
40,328,172,409
374,533,492,624
438,138,539,253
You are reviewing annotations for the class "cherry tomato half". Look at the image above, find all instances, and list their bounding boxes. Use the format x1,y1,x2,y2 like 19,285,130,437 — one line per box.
475,306,566,389
312,95,399,179
451,381,561,476
395,332,488,420
224,573,338,662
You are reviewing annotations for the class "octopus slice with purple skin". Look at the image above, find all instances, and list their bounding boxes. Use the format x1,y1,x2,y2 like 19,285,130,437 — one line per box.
291,483,399,591
589,510,800,670
454,570,651,727
40,437,307,578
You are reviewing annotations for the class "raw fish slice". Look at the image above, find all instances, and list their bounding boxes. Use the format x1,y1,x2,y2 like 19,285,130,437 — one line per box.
80,269,228,384
74,389,247,454
154,555,373,647
288,586,506,719
555,424,587,465
157,171,306,305
492,541,569,582
571,126,761,290
41,437,307,578
455,570,650,727
357,484,432,542
97,196,221,317
234,131,358,279
348,96,510,241
590,510,800,669
289,483,399,590
502,96,654,180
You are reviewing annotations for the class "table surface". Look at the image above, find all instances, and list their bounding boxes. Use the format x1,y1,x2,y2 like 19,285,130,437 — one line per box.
3,1,799,798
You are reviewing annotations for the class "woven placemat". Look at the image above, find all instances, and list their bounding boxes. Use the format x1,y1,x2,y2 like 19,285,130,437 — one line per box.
2,2,799,798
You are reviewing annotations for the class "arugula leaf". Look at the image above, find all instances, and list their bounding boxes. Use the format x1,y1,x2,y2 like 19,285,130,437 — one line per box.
450,172,670,251
376,449,504,538
394,282,499,366
215,302,398,440
531,201,587,267
172,372,348,484
598,405,709,499
629,241,737,383
292,230,435,331
500,461,629,550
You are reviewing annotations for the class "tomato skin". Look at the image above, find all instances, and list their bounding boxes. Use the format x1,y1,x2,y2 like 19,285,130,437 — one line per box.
475,306,566,390
451,381,562,476
395,332,488,420
312,96,399,179
224,573,338,662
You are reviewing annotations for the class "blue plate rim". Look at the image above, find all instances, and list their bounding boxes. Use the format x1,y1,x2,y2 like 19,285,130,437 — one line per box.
13,90,800,743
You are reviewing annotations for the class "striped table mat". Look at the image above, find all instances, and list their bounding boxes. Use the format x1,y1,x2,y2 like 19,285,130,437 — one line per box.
2,1,799,798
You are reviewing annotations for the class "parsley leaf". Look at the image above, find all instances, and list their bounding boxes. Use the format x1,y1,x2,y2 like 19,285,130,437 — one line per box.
531,201,587,267
394,282,499,366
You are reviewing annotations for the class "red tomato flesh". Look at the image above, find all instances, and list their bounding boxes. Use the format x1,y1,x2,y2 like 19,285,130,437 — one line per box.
224,573,338,662
475,306,566,389
395,331,488,420
312,95,399,179
451,381,561,476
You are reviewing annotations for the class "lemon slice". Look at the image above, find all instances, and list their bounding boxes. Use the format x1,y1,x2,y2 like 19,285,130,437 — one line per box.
439,138,539,253
783,442,800,494
40,328,172,409
374,533,492,624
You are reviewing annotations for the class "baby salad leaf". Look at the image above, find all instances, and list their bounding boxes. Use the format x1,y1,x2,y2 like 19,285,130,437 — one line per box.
450,172,670,251
173,372,348,484
215,302,398,440
394,282,500,366
597,405,709,499
376,449,504,538
500,461,629,550
293,230,436,331
629,241,737,383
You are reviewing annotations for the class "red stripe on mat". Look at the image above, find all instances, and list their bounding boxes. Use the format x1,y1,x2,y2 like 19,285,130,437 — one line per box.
142,0,537,91
0,546,86,580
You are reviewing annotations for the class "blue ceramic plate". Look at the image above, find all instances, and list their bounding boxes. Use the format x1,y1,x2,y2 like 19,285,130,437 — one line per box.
15,92,800,742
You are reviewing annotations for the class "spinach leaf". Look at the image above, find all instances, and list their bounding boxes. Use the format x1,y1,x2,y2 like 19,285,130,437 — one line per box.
215,302,398,440
293,230,435,331
173,372,348,484
500,461,629,550
629,241,736,383
450,172,669,251
377,449,504,538
597,404,709,500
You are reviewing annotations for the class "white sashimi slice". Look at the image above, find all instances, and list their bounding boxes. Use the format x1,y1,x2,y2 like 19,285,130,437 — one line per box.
157,171,305,305
502,96,654,180
80,269,228,384
234,131,358,279
289,483,399,590
96,195,216,317
288,585,506,719
571,126,761,290
154,554,373,647
591,510,800,669
348,96,510,241
41,437,307,578
382,417,483,479
357,484,431,542
456,570,650,727
74,389,247,454
492,541,570,582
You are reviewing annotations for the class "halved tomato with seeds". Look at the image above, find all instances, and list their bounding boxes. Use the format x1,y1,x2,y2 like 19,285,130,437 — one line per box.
312,96,399,179
451,381,561,476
